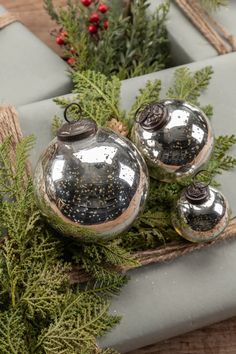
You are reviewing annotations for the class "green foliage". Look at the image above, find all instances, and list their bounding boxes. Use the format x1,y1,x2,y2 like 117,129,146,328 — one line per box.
51,115,63,136
200,0,228,11
0,310,27,354
0,138,122,353
53,70,126,132
72,70,122,124
166,66,213,104
127,79,162,123
37,293,119,354
201,104,214,119
207,135,236,174
44,0,170,79
52,65,236,253
71,240,138,297
101,349,119,354
44,0,59,21
51,66,236,254
166,66,214,120
1,66,236,353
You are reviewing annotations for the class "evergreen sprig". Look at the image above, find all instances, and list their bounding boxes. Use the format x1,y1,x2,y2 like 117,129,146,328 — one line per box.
44,0,170,79
52,66,235,253
200,0,228,11
52,66,236,254
53,70,125,131
1,66,236,353
166,66,214,104
0,310,27,354
127,79,162,123
0,138,122,353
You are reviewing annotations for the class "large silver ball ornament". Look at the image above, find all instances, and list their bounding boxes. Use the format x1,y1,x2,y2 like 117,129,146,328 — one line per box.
171,181,230,242
33,105,149,241
132,100,214,182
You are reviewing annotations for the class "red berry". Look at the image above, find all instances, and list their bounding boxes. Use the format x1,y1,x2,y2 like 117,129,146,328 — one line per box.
103,20,109,29
88,24,98,34
67,57,76,65
89,12,100,23
60,30,68,37
98,3,108,13
56,35,65,45
70,46,76,54
81,0,92,6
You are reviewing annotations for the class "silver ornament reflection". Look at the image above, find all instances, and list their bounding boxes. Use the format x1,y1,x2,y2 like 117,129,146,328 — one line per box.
132,100,214,182
171,182,230,242
34,115,149,241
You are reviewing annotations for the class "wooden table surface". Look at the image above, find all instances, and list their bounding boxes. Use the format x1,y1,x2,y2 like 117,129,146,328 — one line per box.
1,1,236,353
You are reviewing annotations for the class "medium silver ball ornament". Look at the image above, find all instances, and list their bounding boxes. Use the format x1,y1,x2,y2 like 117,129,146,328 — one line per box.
132,99,214,182
33,104,149,241
171,180,230,243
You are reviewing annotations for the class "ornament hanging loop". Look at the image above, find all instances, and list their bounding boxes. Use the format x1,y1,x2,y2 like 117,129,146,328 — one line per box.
192,169,212,188
185,170,212,205
64,103,82,124
135,101,169,131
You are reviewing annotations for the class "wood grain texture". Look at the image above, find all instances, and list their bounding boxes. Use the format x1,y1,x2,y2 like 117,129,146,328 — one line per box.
127,317,236,354
1,0,67,55
1,1,236,353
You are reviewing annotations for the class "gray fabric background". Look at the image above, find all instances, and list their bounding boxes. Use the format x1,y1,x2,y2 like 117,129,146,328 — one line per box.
149,0,236,65
0,5,72,106
18,53,236,353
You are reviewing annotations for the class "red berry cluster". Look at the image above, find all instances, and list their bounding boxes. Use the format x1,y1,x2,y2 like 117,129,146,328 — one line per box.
55,30,68,46
55,1,109,66
55,30,76,65
80,0,109,34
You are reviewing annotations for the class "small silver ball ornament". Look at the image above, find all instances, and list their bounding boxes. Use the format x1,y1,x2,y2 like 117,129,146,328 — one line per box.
33,104,149,241
132,99,214,182
171,181,230,243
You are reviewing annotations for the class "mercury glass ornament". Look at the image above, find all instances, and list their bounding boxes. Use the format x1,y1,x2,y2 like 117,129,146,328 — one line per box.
132,99,214,182
171,181,230,243
33,104,149,241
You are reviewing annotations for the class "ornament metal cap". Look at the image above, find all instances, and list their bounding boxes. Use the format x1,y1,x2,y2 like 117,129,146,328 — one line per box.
184,171,211,205
185,182,210,205
57,103,98,142
136,102,169,131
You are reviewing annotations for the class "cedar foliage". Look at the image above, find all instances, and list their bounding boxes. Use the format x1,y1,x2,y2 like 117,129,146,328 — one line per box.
44,0,170,79
200,0,228,11
0,138,124,353
1,67,236,353
54,66,236,251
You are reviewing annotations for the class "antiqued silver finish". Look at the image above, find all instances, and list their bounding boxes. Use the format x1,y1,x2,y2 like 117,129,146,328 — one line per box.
172,182,230,242
34,117,149,241
132,100,214,182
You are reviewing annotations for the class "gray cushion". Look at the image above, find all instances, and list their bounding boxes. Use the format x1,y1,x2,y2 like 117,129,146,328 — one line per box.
18,52,236,353
149,0,236,65
0,5,72,106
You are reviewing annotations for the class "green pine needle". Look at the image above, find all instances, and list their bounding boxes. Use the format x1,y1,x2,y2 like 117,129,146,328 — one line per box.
166,66,213,103
55,71,124,127
127,79,162,123
1,65,236,353
73,70,122,123
0,310,27,354
38,293,120,354
44,0,170,79
200,0,228,11
0,136,121,353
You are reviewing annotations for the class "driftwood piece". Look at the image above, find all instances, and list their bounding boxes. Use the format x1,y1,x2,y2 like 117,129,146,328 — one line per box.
174,0,236,54
0,106,23,144
70,218,236,284
0,12,20,29
0,106,31,177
